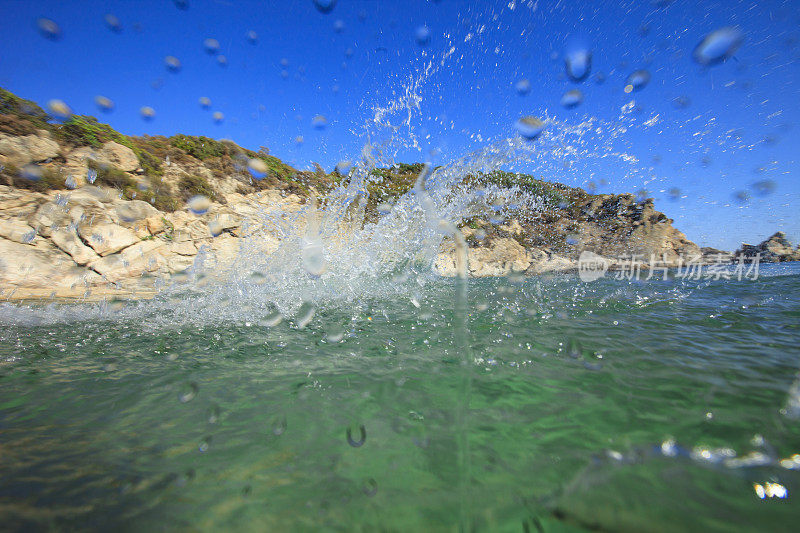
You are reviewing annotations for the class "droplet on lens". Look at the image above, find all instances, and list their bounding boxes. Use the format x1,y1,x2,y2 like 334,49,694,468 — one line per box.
560,89,584,109
165,56,181,72
514,116,546,140
248,158,268,179
203,38,220,54
333,19,345,33
140,106,156,120
37,18,61,40
625,69,651,91
515,79,531,95
208,219,223,237
104,13,122,33
212,111,224,123
94,95,114,112
415,25,431,47
346,424,367,447
313,0,337,14
217,55,228,67
246,30,258,43
187,195,211,215
47,99,71,119
199,96,211,108
362,478,377,496
693,27,744,66
311,115,328,129
180,382,199,403
564,42,592,82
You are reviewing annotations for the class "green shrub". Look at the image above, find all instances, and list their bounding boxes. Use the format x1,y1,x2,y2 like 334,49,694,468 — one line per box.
178,174,223,203
56,115,134,150
6,165,67,192
169,134,232,160
87,160,136,190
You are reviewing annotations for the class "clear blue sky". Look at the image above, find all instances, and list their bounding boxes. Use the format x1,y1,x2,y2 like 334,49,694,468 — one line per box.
1,0,798,250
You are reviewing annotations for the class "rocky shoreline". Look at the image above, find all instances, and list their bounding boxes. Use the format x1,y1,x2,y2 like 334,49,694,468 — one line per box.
1,88,797,302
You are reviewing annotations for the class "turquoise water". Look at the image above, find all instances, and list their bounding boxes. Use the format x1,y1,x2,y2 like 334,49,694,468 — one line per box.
1,264,799,531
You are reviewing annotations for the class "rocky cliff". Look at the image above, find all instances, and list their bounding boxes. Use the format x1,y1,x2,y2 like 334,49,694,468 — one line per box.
735,232,800,263
0,87,710,300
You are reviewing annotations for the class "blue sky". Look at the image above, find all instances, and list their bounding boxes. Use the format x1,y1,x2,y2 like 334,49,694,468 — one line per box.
1,0,798,250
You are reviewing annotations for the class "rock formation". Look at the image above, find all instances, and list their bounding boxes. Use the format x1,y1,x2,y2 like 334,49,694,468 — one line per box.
735,232,800,263
0,86,715,299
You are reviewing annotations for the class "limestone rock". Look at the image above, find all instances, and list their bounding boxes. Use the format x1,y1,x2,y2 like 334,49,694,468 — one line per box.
51,227,100,266
78,223,139,256
0,219,37,244
0,132,60,167
89,240,165,282
101,141,139,172
736,232,800,262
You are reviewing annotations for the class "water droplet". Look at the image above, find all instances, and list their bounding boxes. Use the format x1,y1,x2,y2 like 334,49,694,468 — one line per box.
19,164,42,181
64,175,77,190
752,179,776,196
733,190,750,203
693,27,744,66
294,136,304,146
271,416,287,435
217,55,228,67
333,19,345,33
311,115,328,129
198,435,211,453
346,425,366,447
165,56,182,72
515,79,531,95
362,478,378,496
294,302,316,329
203,38,220,54
259,308,283,327
187,195,211,215
248,158,268,180
199,96,211,109
246,30,258,43
313,0,337,14
140,106,156,120
212,111,224,123
208,219,223,237
37,18,61,40
179,382,199,403
377,202,393,215
87,168,97,184
668,187,681,200
672,96,691,109
514,117,546,140
47,99,71,119
335,160,352,175
625,70,651,91
415,25,431,46
325,325,345,343
94,95,114,112
564,43,592,82
207,405,221,424
104,13,122,33
560,89,584,109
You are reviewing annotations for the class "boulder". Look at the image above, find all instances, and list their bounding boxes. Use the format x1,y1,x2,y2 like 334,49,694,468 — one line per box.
89,240,166,282
51,227,100,266
78,223,139,256
0,132,60,167
736,232,800,262
0,219,37,244
101,141,139,172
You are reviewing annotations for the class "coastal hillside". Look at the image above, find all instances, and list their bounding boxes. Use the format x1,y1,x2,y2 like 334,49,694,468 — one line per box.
0,87,715,298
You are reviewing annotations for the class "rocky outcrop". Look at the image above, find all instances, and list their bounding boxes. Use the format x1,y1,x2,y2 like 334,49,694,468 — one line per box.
0,131,59,167
735,232,800,262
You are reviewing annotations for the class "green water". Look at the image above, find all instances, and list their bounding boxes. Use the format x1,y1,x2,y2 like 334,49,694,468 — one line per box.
1,265,800,531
